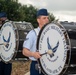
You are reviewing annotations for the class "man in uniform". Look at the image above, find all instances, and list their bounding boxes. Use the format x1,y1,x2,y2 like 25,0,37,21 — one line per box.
22,8,49,75
0,12,12,75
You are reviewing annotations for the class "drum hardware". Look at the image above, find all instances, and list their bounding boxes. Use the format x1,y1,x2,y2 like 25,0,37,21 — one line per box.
13,28,17,30
18,50,22,52
68,29,72,32
63,64,69,69
63,31,67,35
35,63,39,71
16,39,19,41
72,47,76,49
14,50,17,52
15,58,28,61
39,65,41,74
19,39,24,41
70,64,76,67
35,63,41,74
61,29,66,32
24,32,28,35
20,25,26,29
18,29,24,30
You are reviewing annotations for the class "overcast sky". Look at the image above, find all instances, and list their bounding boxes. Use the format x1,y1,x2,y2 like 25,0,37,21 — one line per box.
18,0,76,22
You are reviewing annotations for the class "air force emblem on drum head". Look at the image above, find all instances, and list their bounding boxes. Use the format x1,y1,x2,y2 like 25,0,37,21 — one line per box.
0,22,16,62
3,32,11,48
47,37,59,58
37,22,71,75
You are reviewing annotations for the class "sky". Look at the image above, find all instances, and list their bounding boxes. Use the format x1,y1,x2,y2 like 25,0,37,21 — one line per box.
18,0,76,22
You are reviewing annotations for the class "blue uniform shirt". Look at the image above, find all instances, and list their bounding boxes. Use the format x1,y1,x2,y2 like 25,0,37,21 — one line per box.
23,27,40,61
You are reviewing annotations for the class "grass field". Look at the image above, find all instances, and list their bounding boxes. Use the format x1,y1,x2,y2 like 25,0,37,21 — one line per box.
11,60,31,75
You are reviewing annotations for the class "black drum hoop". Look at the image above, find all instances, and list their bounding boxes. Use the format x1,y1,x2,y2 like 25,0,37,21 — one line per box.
11,21,19,62
36,22,71,75
0,21,19,63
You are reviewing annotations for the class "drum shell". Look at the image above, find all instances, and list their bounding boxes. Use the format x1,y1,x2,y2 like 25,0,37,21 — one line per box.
61,22,76,64
61,22,76,74
14,22,34,60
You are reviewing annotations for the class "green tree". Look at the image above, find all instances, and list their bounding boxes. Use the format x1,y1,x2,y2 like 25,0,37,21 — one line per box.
0,0,56,27
0,0,23,21
49,13,55,22
21,5,38,27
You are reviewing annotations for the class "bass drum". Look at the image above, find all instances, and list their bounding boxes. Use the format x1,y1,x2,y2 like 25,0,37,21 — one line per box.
0,21,34,63
60,21,76,74
37,22,71,75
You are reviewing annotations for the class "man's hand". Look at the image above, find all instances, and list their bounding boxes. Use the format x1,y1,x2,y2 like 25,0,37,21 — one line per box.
32,52,41,59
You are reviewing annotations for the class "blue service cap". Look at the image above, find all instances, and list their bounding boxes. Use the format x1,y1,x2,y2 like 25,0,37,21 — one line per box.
37,8,48,17
0,12,7,18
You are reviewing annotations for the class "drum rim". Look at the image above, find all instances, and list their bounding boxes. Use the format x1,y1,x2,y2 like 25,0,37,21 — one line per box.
36,22,71,75
0,21,19,63
11,21,19,62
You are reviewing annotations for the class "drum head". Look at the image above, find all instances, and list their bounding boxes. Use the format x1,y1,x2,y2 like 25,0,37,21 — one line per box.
0,21,18,63
37,22,71,75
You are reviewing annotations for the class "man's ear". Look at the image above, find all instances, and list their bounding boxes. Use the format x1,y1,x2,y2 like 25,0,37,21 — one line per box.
37,18,39,23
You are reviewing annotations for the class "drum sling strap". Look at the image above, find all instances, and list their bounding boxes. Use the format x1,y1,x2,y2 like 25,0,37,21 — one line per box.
34,28,39,36
34,28,41,74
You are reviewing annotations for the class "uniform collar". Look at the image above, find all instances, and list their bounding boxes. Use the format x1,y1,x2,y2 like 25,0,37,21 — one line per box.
38,27,40,31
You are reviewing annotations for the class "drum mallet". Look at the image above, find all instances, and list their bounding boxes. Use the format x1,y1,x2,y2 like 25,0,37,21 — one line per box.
0,42,7,45
41,50,53,56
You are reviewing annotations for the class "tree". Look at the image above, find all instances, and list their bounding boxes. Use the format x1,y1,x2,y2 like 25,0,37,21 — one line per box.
0,0,23,21
21,5,38,27
49,13,55,22
0,0,56,28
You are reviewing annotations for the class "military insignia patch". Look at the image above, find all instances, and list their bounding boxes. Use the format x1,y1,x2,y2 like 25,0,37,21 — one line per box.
25,38,29,40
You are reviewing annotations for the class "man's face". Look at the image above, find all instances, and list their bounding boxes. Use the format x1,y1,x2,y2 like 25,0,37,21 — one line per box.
0,17,7,21
0,21,2,24
37,16,49,27
0,17,7,24
0,18,2,24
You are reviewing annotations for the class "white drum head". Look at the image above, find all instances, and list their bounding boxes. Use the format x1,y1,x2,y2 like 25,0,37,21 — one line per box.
37,22,71,75
0,22,16,63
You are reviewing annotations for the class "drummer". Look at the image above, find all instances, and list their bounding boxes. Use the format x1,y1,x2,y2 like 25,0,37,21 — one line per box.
0,12,12,75
22,8,49,75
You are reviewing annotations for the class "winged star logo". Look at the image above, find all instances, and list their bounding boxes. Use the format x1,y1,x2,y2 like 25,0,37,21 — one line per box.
47,37,59,57
3,32,11,48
